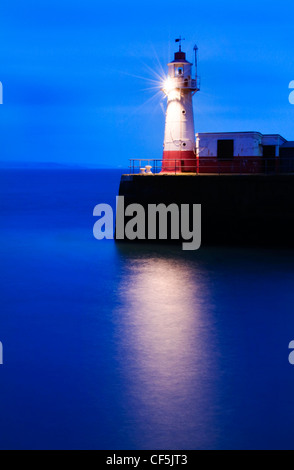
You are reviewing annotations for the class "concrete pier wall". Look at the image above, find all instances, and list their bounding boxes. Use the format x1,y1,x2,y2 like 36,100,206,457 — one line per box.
117,174,294,246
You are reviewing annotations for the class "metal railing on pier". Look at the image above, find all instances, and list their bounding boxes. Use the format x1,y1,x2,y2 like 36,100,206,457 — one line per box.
129,157,294,175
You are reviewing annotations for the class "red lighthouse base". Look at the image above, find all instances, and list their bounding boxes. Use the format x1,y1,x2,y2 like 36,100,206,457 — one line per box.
161,151,197,173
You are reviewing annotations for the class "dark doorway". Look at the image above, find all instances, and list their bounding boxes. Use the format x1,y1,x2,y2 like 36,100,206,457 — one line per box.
263,145,276,172
217,139,234,160
263,145,276,157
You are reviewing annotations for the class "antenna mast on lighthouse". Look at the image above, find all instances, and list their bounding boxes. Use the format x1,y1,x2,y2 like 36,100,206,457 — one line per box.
193,44,200,91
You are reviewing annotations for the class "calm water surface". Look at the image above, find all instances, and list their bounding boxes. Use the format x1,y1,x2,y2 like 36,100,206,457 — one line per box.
0,169,294,449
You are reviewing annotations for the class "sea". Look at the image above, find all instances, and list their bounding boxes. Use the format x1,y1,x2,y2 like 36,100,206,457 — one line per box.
1,168,294,450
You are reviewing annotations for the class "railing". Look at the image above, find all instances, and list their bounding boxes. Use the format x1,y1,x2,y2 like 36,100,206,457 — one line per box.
129,159,162,174
129,157,294,175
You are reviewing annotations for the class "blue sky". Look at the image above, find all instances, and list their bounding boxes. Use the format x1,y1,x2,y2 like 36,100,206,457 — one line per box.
0,0,293,167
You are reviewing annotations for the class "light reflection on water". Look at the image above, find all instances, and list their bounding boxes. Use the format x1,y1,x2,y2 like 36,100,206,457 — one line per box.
114,246,220,449
111,244,294,450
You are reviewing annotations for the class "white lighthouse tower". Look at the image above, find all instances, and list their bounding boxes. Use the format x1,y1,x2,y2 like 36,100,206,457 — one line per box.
162,39,199,172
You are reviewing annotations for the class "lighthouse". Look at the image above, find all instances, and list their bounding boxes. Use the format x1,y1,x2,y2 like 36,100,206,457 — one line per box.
161,39,199,173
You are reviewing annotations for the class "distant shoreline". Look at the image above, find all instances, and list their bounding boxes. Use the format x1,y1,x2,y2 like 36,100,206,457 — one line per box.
0,162,127,170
